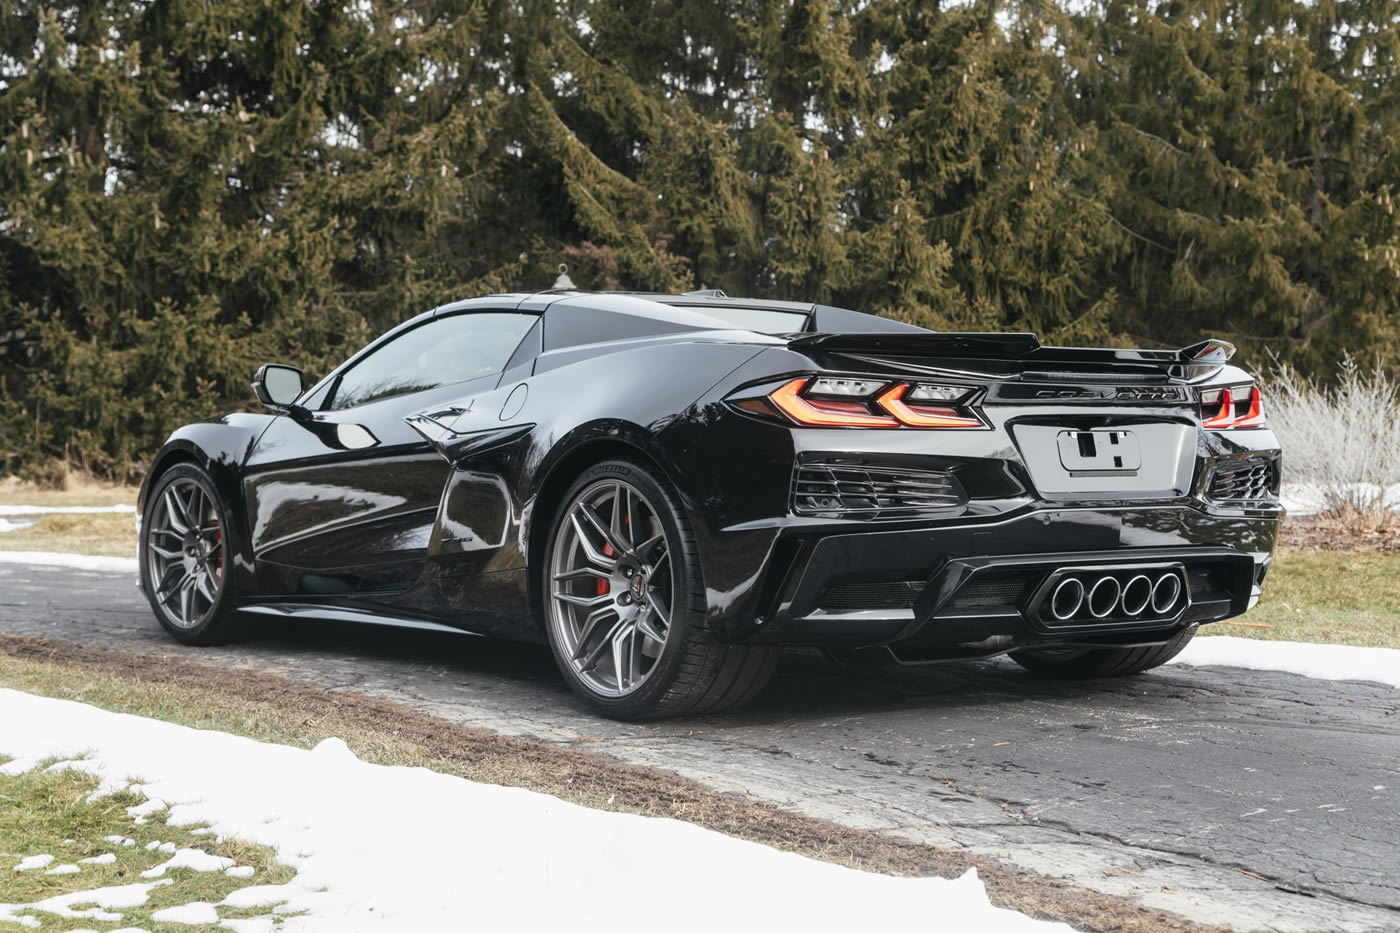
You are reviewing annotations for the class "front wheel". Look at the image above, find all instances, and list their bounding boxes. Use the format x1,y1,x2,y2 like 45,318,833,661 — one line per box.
139,463,242,645
541,459,778,720
1010,625,1197,678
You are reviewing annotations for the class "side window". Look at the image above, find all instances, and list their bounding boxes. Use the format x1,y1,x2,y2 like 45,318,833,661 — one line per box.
329,313,536,410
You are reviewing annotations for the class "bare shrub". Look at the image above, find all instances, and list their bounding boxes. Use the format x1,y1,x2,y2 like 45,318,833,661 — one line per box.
1263,357,1400,530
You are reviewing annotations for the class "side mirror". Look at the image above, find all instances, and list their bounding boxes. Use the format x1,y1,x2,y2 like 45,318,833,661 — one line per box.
252,364,306,414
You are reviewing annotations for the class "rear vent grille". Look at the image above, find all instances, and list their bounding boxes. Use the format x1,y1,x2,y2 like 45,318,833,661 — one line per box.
1208,457,1279,501
942,574,1036,613
818,580,923,612
793,462,966,518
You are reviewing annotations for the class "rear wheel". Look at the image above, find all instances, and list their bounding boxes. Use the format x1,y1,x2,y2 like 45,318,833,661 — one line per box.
541,459,778,719
1010,626,1197,678
140,463,242,645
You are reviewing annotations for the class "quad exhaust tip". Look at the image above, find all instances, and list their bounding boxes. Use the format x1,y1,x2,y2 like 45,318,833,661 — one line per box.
1043,568,1185,624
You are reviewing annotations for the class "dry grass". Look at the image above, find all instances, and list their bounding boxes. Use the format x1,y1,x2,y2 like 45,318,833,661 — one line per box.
0,474,138,509
0,637,1219,933
1217,548,1400,649
0,762,293,931
0,513,137,557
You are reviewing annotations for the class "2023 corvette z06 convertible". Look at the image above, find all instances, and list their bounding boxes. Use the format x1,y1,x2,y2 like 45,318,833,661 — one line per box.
137,290,1282,718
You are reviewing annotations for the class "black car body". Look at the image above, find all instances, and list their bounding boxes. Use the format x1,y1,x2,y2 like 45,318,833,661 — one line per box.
137,290,1283,717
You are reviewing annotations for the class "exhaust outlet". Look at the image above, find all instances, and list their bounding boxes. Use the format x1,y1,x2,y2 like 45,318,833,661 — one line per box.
1050,578,1086,621
1120,574,1153,617
1087,576,1121,618
1151,572,1183,614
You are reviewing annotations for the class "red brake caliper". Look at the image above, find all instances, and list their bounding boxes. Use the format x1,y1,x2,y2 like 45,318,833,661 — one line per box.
214,529,223,579
597,542,615,595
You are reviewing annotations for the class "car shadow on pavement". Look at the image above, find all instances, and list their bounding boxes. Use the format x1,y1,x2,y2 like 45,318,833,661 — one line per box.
235,613,1175,728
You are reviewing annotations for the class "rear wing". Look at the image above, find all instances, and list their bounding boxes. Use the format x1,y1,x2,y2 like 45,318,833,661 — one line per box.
786,333,1236,380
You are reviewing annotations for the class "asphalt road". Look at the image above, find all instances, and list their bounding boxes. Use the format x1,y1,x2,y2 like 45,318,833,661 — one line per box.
1,562,1397,932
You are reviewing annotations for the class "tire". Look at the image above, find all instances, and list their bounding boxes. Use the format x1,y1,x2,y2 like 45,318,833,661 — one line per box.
540,458,778,720
1010,625,1197,679
139,463,243,645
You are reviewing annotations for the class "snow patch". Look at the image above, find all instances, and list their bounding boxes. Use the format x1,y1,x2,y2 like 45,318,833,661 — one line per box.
0,688,1072,932
0,880,171,927
45,863,80,875
150,901,220,924
142,848,235,878
0,504,135,517
1,757,42,777
12,854,54,872
103,835,137,847
1172,636,1400,689
79,853,117,865
225,865,255,879
0,551,138,573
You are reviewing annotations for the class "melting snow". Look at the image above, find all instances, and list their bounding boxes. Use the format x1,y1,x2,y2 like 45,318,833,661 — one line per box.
0,880,170,927
225,866,255,879
44,863,80,875
1172,636,1400,689
79,853,117,865
0,688,1072,932
142,848,234,878
0,551,137,573
0,504,135,517
11,854,53,872
150,901,220,924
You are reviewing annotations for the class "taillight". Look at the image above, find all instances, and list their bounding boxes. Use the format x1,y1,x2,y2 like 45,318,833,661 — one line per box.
876,384,985,428
769,378,899,427
1199,384,1265,430
762,377,985,429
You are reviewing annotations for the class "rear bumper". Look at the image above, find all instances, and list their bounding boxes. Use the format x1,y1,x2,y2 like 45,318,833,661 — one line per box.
734,504,1278,652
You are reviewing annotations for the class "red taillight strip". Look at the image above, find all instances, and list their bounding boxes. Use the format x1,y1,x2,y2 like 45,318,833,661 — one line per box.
1201,385,1266,429
876,384,985,428
768,378,899,427
1201,391,1235,429
1232,386,1265,428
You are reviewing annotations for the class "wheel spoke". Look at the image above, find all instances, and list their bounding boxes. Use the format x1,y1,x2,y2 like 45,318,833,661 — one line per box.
625,489,649,552
579,616,627,673
571,606,619,662
611,622,637,691
163,489,190,534
569,512,616,569
178,574,195,623
147,542,181,561
155,564,185,597
634,533,664,563
196,570,216,604
578,501,627,556
553,591,611,609
553,565,608,582
636,607,666,644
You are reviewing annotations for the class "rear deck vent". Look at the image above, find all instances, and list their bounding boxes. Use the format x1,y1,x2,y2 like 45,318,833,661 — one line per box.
793,462,966,518
818,580,923,612
1208,457,1279,501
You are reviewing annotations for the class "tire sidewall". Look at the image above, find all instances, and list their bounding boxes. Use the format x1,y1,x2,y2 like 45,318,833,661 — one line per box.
140,462,237,644
540,459,701,717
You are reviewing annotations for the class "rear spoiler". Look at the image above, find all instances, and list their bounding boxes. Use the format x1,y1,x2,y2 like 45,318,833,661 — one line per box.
786,333,1236,378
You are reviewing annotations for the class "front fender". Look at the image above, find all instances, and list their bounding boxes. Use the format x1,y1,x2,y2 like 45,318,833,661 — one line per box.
137,414,276,598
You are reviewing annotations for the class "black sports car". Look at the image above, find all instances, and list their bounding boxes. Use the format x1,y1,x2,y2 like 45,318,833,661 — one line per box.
137,288,1283,718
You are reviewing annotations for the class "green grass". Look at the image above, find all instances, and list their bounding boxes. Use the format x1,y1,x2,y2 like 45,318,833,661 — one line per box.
1213,548,1400,648
0,762,294,931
